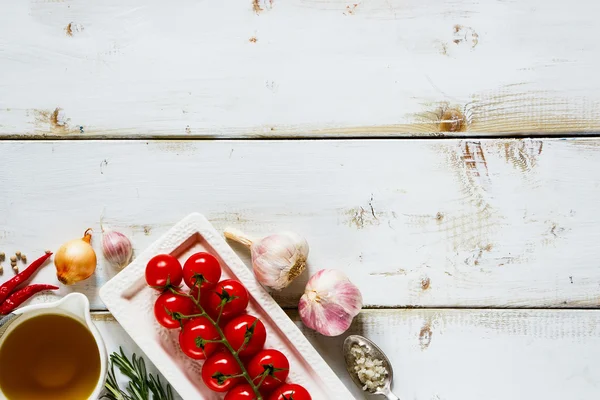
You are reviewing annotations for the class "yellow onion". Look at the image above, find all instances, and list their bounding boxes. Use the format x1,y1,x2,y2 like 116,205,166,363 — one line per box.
55,228,97,285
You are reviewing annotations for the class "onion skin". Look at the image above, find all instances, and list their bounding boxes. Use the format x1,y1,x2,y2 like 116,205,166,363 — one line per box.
55,229,97,285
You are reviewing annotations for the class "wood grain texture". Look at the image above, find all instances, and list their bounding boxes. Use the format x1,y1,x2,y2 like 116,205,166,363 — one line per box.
95,308,600,400
1,0,600,137
1,139,599,309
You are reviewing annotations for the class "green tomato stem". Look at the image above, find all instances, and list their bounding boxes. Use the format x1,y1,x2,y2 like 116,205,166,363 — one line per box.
255,372,269,389
171,287,263,400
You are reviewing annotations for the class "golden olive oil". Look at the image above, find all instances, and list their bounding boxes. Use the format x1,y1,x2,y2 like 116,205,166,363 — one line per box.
0,314,101,400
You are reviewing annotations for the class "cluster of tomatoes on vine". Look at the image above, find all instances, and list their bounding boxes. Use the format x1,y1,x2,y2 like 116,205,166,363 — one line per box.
145,251,311,400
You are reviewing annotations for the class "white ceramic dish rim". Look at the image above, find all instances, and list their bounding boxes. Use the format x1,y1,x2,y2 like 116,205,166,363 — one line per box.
99,212,355,399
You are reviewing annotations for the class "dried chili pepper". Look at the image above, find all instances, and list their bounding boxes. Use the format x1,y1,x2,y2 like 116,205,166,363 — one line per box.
0,284,59,315
0,252,53,305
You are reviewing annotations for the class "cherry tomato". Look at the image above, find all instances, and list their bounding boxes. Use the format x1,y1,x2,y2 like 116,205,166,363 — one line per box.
146,254,183,289
154,291,196,329
206,279,249,321
178,317,220,359
201,351,243,392
224,384,258,400
183,252,222,290
269,384,311,400
248,349,290,393
224,315,266,357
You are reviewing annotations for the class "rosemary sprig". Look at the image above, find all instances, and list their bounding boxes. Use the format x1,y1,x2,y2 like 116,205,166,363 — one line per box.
102,347,174,400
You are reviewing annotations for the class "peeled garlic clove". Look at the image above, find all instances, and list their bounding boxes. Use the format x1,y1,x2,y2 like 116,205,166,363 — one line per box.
55,229,97,285
224,228,309,290
298,269,362,337
102,227,133,268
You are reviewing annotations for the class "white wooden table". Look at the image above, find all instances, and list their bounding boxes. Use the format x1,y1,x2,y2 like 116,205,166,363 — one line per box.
2,1,600,399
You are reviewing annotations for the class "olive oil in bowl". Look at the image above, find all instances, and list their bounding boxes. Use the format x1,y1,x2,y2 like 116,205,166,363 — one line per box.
0,313,101,400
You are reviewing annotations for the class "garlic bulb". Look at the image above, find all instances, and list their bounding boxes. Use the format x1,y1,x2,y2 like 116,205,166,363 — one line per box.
55,229,97,285
224,228,309,290
101,226,133,268
298,269,362,336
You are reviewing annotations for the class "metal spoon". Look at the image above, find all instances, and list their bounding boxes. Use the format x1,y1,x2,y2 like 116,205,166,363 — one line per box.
343,335,400,400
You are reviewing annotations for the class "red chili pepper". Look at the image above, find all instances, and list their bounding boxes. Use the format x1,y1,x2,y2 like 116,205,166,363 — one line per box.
0,252,53,305
0,284,59,315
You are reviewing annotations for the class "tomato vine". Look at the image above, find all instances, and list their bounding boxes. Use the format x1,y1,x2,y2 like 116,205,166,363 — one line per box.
169,283,265,399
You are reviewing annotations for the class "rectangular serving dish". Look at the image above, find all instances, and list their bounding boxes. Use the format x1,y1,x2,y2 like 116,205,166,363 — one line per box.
100,213,354,399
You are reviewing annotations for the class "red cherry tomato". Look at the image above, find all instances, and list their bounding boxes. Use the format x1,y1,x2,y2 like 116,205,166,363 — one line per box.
248,349,290,393
146,254,183,289
269,384,311,400
183,252,222,290
154,291,196,329
201,351,243,392
224,315,267,357
206,279,249,321
224,384,258,400
179,317,220,360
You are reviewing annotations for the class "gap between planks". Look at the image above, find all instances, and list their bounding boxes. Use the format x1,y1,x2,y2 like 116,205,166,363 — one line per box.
90,307,600,319
3,133,600,141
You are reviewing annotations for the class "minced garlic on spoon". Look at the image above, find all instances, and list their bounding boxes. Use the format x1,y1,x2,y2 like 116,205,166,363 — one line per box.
351,344,389,392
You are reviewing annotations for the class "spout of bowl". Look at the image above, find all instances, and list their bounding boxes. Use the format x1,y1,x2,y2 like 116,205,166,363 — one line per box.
57,293,91,321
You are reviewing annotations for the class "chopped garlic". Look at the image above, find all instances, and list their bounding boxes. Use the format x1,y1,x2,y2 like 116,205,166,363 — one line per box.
351,344,388,392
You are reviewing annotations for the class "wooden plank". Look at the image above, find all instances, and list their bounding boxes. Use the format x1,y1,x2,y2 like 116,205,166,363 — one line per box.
1,0,600,137
1,139,600,309
95,309,600,400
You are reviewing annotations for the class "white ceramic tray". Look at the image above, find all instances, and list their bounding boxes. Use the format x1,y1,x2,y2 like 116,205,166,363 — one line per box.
100,213,354,399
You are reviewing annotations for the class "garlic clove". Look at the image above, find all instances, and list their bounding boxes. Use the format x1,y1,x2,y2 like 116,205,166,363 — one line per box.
102,228,133,268
224,228,309,291
299,269,362,337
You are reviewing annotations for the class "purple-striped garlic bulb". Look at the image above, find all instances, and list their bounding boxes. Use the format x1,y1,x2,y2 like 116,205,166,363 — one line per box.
101,226,133,268
224,228,309,290
299,269,362,336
